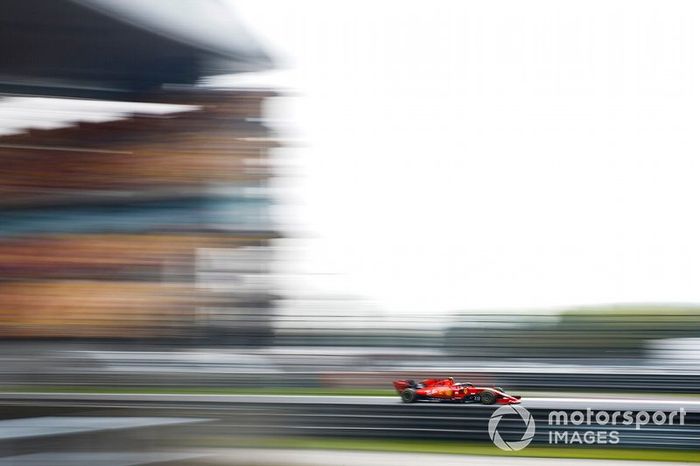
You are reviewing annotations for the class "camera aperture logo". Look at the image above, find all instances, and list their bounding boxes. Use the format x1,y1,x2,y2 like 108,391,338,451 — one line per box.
488,405,536,451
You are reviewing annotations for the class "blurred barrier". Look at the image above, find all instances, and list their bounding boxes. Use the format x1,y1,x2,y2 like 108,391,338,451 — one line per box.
1,396,697,450
236,403,700,450
1,366,699,393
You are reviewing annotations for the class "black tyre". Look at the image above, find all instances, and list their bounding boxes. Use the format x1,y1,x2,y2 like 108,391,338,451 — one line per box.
401,388,417,403
480,391,496,405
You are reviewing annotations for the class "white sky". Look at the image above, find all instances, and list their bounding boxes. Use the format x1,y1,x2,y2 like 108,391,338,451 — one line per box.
229,0,700,314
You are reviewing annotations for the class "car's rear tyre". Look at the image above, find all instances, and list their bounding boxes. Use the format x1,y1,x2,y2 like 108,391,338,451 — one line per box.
480,391,496,405
401,388,417,403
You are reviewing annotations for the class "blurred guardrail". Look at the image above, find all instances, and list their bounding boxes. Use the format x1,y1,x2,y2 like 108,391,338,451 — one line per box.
0,395,697,451
247,402,700,450
2,368,700,393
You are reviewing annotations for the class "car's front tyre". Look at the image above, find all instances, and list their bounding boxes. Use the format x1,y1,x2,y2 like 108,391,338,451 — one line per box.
480,391,496,405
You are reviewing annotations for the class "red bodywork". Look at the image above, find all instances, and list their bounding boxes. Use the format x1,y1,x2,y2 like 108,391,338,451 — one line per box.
393,378,521,404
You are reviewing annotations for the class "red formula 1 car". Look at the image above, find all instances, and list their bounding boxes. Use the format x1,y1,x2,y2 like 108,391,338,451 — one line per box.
393,377,521,404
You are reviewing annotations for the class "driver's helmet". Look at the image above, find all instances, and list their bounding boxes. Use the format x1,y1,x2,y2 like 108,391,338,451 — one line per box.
447,377,454,384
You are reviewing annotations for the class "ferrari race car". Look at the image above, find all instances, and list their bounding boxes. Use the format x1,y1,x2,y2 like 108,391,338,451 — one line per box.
393,377,521,404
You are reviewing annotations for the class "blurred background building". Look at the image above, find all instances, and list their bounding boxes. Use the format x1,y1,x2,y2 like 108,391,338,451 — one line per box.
0,0,278,344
